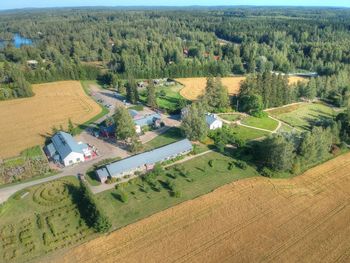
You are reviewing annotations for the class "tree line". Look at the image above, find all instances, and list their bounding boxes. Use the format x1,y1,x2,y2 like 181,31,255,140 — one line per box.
2,8,350,100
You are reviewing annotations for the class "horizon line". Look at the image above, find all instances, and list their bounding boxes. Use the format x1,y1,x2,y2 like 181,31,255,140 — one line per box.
1,5,350,12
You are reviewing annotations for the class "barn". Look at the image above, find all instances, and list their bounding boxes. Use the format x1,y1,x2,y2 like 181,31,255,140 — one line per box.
96,139,192,183
45,131,91,167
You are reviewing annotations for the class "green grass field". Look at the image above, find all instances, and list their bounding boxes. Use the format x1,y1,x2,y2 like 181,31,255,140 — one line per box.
143,127,184,151
268,103,337,131
241,116,279,131
95,151,259,230
139,85,185,113
229,125,271,141
220,113,242,122
0,177,95,263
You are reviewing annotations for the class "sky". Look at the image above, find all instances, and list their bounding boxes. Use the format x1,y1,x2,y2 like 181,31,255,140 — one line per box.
1,0,350,10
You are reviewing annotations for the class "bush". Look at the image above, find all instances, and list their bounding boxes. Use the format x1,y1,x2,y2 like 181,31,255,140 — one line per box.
118,190,128,203
261,167,275,178
165,179,175,191
173,190,182,198
208,160,214,167
235,160,248,170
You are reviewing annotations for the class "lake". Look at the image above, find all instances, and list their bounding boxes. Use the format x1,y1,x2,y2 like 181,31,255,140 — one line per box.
0,34,33,48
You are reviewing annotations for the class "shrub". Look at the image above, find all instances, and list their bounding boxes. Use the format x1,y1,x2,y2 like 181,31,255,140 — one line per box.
261,167,275,178
165,179,175,191
235,160,248,170
208,160,214,167
118,190,128,203
173,190,182,198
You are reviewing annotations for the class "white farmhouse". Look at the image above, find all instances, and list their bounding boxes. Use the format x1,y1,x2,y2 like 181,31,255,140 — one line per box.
45,131,91,166
205,113,223,130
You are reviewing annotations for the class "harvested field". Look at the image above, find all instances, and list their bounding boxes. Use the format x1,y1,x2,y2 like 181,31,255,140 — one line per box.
177,77,245,100
50,152,350,263
177,76,307,100
0,81,101,159
288,76,307,85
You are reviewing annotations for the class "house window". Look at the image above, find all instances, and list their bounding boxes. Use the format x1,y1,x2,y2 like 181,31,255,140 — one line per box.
69,160,73,164
76,158,81,162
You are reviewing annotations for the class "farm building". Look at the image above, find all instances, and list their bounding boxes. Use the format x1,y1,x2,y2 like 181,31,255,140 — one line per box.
100,110,161,136
206,113,223,130
45,131,91,166
96,139,192,183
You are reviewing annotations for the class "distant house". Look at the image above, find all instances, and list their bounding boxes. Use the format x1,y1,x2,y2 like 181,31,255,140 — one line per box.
27,60,38,69
206,113,223,130
96,139,192,183
45,131,91,166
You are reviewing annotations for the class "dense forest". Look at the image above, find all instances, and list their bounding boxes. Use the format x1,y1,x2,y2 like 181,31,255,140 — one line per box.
1,7,350,100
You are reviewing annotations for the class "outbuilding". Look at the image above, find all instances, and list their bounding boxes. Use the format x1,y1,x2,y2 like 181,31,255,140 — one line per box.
96,139,192,183
45,131,91,167
205,113,223,130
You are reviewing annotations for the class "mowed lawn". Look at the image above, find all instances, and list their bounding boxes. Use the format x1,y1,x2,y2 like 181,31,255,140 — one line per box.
229,125,271,141
95,151,259,229
139,84,185,112
241,116,279,131
143,127,184,151
219,113,243,122
0,81,102,159
268,102,337,131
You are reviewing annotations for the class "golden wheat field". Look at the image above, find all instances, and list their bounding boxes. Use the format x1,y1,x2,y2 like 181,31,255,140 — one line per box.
50,152,350,263
0,81,101,159
177,76,306,100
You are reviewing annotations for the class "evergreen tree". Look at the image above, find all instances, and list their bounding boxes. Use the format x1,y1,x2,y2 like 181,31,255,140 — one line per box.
146,81,157,108
126,78,139,104
181,103,208,141
114,106,136,141
117,81,126,95
68,118,75,135
257,134,296,172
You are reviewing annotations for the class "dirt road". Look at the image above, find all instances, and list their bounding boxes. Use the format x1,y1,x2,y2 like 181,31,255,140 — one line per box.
49,152,350,263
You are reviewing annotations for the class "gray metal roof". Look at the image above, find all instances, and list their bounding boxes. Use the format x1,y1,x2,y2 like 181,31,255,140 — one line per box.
134,113,161,127
96,139,192,179
46,143,57,156
51,131,85,159
205,113,220,126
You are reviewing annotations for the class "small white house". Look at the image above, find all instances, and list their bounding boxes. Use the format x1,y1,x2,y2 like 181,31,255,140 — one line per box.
205,113,223,130
45,131,90,167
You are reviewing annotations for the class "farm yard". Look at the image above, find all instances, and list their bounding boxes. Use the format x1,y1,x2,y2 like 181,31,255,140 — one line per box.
267,102,337,131
49,151,350,263
0,177,95,263
177,76,306,100
0,81,102,159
